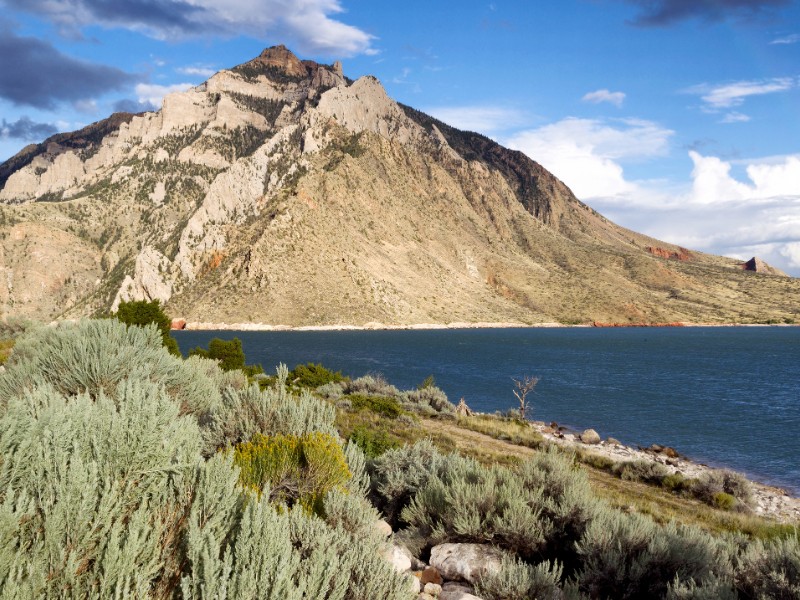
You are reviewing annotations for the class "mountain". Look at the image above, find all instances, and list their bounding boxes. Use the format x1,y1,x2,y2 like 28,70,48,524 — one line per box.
0,46,797,326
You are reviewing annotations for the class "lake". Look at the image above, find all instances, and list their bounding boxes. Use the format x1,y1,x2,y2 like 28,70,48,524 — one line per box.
174,326,800,494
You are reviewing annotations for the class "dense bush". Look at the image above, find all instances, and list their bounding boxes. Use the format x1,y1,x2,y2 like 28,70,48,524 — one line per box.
289,362,347,388
349,424,400,458
233,432,351,512
574,511,732,599
114,299,180,355
734,534,800,599
0,319,410,599
350,393,404,418
476,556,564,600
693,469,756,511
189,336,263,374
344,374,402,399
401,385,455,413
613,459,671,485
0,319,221,416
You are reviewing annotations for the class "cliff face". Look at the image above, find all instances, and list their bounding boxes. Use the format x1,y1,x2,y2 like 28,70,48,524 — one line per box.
0,46,797,325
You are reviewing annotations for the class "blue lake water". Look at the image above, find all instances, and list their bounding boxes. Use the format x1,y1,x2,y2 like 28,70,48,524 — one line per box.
174,327,800,494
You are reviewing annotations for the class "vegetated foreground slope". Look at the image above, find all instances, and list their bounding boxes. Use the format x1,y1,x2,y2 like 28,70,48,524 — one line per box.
0,318,797,599
0,45,797,325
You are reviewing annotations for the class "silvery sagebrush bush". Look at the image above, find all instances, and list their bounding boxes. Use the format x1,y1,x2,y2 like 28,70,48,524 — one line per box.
0,319,413,599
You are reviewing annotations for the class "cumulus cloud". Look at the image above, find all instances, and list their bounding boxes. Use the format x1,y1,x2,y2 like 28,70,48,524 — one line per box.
504,117,673,198
425,106,529,135
134,82,193,107
622,0,791,26
687,77,796,110
0,27,136,109
589,152,800,275
502,113,800,274
582,89,626,107
0,0,375,56
0,116,58,141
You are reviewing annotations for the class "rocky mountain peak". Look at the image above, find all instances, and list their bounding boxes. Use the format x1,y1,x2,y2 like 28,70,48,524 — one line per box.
253,44,308,78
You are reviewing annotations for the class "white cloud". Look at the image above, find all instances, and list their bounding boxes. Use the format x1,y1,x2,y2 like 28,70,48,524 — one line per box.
687,77,796,110
504,117,673,198
426,106,529,135
720,111,751,123
177,66,215,78
587,152,800,275
135,82,193,107
7,0,376,57
780,242,800,268
502,111,800,274
582,89,626,107
771,33,800,45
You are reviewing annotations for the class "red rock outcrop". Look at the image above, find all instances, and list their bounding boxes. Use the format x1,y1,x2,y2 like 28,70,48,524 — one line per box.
646,246,691,261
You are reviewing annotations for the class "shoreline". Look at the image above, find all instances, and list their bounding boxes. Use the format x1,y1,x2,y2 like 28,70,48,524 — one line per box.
529,421,800,523
177,320,798,331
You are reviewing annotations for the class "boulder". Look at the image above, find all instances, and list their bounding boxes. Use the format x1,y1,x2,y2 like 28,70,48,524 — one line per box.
374,519,393,538
421,566,444,585
424,582,443,596
429,543,505,584
580,429,601,444
606,437,622,446
382,544,411,573
409,574,421,594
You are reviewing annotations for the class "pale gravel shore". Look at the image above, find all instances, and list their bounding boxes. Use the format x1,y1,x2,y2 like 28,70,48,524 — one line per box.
180,321,797,331
532,423,800,524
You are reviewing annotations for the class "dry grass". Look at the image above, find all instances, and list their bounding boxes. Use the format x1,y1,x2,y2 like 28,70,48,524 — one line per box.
424,416,796,540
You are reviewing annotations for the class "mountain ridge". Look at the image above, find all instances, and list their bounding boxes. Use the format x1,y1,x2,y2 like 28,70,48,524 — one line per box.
0,45,797,325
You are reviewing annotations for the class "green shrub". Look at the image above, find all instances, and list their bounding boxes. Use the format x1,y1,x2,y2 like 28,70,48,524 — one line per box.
402,385,455,413
666,575,737,600
662,472,693,492
0,319,221,417
397,446,597,570
350,393,404,418
476,555,564,600
574,512,732,599
114,299,180,355
190,337,248,371
613,459,670,485
344,374,401,399
349,424,400,458
693,470,755,510
289,362,347,388
206,365,339,451
735,534,800,599
712,492,737,511
232,432,351,512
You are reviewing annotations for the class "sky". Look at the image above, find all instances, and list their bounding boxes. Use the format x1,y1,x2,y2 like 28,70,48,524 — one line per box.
1,0,799,275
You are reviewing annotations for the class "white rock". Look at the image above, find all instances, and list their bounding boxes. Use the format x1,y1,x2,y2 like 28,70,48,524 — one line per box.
382,544,411,573
429,543,505,584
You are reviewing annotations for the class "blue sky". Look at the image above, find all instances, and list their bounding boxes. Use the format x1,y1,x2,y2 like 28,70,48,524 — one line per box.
1,0,799,274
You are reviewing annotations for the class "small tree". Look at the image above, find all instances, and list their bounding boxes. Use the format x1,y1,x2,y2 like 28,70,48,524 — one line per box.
512,375,538,420
114,299,180,356
189,337,249,372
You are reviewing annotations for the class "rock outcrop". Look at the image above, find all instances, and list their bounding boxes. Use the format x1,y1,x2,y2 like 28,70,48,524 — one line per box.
742,256,787,276
646,246,691,261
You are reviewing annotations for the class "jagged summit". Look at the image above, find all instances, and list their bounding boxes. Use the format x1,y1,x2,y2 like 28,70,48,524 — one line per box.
0,46,796,326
